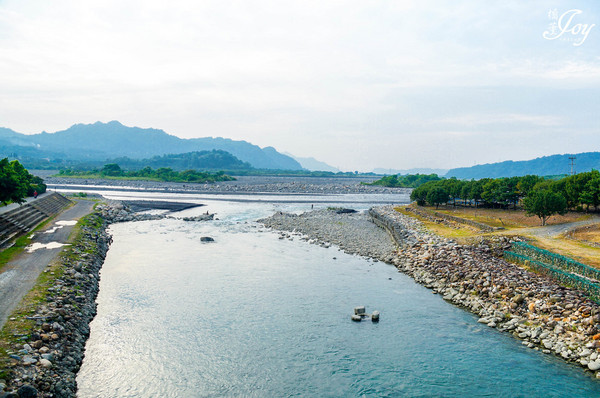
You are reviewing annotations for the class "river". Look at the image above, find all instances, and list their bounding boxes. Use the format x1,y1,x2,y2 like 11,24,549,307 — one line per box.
66,189,600,397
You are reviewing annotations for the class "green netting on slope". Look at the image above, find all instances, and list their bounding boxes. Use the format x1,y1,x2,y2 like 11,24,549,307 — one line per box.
504,251,600,303
510,241,600,281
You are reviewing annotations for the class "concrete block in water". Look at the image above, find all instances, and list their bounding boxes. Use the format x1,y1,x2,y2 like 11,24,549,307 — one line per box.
354,306,366,315
371,311,380,322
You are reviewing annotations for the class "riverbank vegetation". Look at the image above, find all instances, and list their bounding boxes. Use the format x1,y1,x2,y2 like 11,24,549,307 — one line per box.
56,162,380,180
367,173,442,188
58,164,236,183
110,150,253,171
409,171,600,225
0,158,47,205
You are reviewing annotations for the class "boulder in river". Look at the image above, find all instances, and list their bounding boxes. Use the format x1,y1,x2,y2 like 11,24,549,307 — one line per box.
335,208,357,214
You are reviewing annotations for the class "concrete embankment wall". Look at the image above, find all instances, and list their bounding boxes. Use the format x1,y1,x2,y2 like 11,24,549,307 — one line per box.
368,207,420,247
0,193,72,248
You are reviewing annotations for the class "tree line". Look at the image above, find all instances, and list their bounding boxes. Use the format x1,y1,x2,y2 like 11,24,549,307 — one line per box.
410,171,600,225
367,173,442,188
0,158,47,205
59,163,236,183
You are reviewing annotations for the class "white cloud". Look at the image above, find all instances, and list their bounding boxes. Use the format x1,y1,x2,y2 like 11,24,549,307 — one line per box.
438,113,565,128
0,0,598,170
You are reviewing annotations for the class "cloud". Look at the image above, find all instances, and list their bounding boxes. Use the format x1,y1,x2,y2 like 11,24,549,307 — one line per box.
0,0,598,170
438,113,565,128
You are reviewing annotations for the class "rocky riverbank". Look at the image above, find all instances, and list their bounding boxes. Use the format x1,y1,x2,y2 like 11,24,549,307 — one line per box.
261,205,600,378
0,200,212,398
0,211,111,398
260,209,397,260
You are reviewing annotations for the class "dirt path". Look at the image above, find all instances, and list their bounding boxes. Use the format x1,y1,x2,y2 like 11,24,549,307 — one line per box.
514,216,600,238
495,216,600,268
0,199,95,329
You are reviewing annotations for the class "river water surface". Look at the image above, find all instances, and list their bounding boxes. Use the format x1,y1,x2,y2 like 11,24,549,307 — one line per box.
73,191,600,397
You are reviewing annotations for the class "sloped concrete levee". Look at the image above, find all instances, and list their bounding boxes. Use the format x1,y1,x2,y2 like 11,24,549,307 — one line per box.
0,193,72,248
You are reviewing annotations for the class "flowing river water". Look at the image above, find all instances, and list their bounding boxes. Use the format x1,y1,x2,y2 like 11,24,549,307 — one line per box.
64,189,600,397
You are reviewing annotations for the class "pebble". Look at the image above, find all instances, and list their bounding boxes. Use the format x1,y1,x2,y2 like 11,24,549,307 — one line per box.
47,175,403,195
589,361,600,371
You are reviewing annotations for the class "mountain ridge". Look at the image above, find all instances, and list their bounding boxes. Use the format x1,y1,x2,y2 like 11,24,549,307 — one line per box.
285,153,340,172
0,121,303,170
446,152,600,179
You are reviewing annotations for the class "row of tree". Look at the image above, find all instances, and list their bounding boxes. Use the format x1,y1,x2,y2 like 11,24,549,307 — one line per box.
0,158,46,205
59,163,236,183
368,173,442,188
410,171,600,225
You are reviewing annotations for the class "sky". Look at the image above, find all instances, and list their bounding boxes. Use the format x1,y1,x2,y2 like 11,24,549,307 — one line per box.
0,1,598,172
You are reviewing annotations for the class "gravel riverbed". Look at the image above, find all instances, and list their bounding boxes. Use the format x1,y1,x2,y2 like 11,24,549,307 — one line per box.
42,175,407,195
261,205,600,379
260,209,396,260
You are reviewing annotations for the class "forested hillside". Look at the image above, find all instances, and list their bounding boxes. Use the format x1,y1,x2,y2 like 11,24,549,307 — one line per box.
446,153,600,179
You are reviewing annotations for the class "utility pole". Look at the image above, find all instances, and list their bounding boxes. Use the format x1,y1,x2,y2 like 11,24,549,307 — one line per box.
569,156,576,176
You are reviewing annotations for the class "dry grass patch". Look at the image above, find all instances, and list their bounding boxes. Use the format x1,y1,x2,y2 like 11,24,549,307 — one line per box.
569,223,600,245
520,234,600,268
432,205,589,229
394,206,482,244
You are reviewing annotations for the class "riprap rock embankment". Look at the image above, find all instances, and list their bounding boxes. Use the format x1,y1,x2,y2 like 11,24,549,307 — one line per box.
2,212,111,398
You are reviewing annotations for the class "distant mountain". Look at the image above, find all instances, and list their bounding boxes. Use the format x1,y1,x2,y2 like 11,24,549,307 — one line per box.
112,150,252,171
446,152,600,179
0,121,303,170
372,168,448,176
286,154,340,172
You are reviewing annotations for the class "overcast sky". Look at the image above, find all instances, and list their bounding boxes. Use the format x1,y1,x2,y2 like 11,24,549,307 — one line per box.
0,1,598,171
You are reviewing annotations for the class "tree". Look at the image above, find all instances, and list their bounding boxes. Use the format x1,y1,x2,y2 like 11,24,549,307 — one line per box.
444,178,463,207
460,182,472,206
498,177,520,209
410,185,428,206
523,189,567,226
0,158,34,205
470,180,485,208
426,186,449,209
27,175,47,196
516,175,543,197
8,160,30,200
564,172,589,209
101,163,124,176
579,170,600,211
